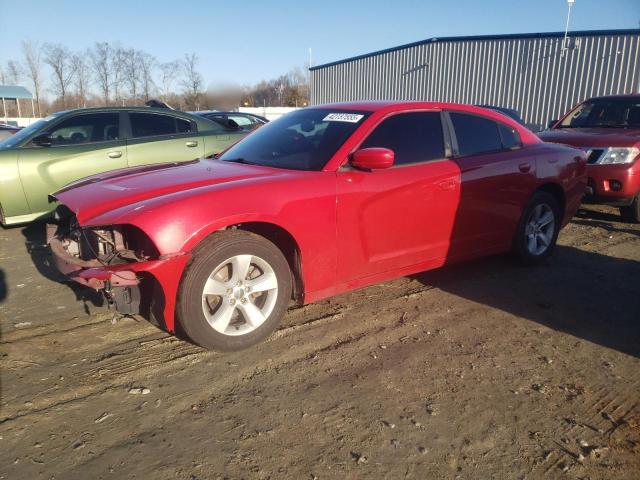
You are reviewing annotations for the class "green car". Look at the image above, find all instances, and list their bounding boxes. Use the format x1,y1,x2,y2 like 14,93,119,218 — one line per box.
0,107,246,226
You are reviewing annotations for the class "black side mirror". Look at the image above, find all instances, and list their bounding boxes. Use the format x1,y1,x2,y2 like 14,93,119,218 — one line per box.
547,119,558,129
33,133,53,147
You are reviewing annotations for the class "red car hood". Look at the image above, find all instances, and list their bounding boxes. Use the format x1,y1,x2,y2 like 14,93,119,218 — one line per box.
538,127,640,148
52,159,283,224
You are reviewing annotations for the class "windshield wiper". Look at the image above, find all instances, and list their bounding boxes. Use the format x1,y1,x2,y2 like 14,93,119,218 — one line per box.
221,157,253,165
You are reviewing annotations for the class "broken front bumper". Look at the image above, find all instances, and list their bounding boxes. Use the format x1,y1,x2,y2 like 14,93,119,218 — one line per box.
46,223,190,328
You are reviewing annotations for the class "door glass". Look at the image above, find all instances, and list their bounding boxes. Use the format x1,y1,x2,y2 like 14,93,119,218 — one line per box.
47,113,120,146
498,123,521,149
228,115,253,126
360,112,445,166
450,113,502,156
176,118,194,133
130,113,178,137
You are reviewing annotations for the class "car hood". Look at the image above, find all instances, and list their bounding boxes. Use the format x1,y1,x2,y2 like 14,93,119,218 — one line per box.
52,159,285,224
538,128,640,148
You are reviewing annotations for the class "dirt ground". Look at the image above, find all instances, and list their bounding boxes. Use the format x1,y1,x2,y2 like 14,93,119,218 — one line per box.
1,205,639,480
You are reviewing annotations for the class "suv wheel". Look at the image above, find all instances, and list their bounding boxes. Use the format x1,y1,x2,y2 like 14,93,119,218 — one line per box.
620,193,640,223
176,230,292,351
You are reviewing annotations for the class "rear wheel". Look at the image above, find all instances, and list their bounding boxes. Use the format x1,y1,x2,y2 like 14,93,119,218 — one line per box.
176,230,292,351
514,191,560,264
619,194,640,223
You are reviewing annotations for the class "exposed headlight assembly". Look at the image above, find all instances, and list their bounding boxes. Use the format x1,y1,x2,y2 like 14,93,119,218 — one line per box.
597,147,640,165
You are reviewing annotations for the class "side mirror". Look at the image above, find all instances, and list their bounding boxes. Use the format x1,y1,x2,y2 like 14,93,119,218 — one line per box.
351,147,394,170
33,133,53,147
547,119,558,129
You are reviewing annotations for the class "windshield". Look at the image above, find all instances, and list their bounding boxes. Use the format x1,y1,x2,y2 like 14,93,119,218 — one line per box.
0,114,60,149
558,98,640,129
218,108,370,170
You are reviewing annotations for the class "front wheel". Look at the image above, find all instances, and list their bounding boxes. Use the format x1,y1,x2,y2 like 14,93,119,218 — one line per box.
620,193,640,223
514,191,561,264
176,230,292,351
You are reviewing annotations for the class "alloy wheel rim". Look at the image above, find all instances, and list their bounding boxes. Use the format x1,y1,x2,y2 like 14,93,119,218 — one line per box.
525,203,555,256
201,254,278,336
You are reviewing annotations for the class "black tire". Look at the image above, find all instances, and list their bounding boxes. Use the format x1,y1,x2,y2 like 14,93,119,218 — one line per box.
619,194,640,223
176,230,292,351
514,191,561,265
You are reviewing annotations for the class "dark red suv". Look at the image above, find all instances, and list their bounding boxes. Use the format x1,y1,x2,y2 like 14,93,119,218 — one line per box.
539,94,640,222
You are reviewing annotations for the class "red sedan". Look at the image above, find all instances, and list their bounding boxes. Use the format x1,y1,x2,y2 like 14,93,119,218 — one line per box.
48,102,587,351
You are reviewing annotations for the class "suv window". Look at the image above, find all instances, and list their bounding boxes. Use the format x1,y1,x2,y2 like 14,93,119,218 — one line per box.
450,112,503,156
360,112,445,166
47,113,120,146
130,113,194,138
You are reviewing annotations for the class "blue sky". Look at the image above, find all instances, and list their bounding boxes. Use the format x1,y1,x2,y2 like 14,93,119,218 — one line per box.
1,0,639,87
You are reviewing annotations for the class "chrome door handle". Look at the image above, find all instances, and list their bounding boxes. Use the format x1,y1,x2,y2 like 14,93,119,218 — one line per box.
185,141,198,147
518,163,531,173
108,151,123,159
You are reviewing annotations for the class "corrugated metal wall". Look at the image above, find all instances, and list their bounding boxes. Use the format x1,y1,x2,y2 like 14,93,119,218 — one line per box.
310,31,640,131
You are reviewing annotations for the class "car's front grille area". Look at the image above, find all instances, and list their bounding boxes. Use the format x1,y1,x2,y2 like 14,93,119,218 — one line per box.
586,148,605,164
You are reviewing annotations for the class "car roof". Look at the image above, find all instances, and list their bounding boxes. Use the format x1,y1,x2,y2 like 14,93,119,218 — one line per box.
585,94,640,101
55,106,201,118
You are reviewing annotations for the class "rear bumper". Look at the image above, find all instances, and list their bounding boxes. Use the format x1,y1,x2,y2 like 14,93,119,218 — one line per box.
585,163,640,204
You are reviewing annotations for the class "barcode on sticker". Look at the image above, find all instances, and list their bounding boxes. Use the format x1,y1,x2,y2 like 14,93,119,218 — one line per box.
323,113,364,123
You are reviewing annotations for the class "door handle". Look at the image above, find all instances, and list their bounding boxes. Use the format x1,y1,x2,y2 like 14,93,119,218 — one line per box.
518,163,531,173
185,141,198,147
108,151,123,159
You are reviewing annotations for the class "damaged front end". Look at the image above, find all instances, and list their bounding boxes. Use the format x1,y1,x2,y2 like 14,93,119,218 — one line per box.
47,205,159,315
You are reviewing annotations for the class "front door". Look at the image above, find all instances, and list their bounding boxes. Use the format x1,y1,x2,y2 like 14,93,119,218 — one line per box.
18,112,126,215
336,111,461,283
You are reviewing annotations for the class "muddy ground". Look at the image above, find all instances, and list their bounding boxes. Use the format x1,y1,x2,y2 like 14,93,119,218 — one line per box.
1,205,639,480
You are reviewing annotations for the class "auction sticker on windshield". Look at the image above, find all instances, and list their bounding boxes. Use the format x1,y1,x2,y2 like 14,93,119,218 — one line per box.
323,113,364,123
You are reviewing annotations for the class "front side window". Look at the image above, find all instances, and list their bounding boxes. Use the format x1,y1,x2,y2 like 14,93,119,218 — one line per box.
450,112,502,157
130,113,190,138
360,111,445,166
47,113,120,146
218,108,370,171
559,98,640,129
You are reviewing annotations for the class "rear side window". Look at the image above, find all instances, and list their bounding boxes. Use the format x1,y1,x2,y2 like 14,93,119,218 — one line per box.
47,113,120,145
498,124,521,150
450,112,502,156
130,113,194,138
360,112,445,166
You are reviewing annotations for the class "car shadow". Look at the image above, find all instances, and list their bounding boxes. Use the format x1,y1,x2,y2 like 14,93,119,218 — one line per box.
21,221,104,313
412,245,640,358
0,269,6,302
572,208,639,237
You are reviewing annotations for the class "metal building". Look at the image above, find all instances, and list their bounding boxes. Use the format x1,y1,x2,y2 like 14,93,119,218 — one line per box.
309,29,640,130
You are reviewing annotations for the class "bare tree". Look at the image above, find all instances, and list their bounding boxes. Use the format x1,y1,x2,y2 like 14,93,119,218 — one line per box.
181,53,203,109
5,60,22,84
138,52,156,101
91,42,112,104
111,46,126,105
21,40,43,115
159,60,180,99
44,43,75,108
123,48,139,100
71,52,91,107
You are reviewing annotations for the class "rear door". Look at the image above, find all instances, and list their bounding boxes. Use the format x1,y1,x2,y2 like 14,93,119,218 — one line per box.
446,111,537,257
17,111,126,215
125,112,204,166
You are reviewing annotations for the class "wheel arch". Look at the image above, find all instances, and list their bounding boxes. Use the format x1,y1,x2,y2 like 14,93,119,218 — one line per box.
191,220,305,304
536,182,566,219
